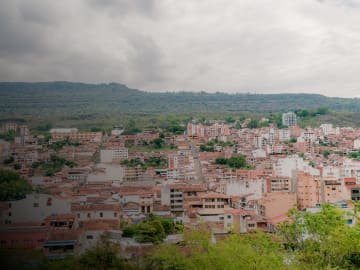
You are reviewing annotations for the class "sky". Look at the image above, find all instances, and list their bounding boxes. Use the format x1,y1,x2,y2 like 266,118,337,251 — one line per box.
1,0,360,98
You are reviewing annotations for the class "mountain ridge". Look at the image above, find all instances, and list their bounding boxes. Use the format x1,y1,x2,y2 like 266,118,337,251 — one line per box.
0,81,359,115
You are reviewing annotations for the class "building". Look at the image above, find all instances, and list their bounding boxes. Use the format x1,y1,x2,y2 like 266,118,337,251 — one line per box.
282,112,297,127
267,177,291,192
296,171,321,209
100,148,128,163
5,194,72,224
111,127,124,136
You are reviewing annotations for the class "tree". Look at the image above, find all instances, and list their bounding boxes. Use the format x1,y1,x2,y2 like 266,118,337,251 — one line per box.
145,228,288,270
247,119,259,129
225,116,235,123
0,169,32,201
78,233,130,270
152,138,164,149
227,155,247,169
216,155,251,169
122,215,177,244
278,204,360,269
323,151,330,158
215,157,227,165
3,156,14,164
0,130,16,141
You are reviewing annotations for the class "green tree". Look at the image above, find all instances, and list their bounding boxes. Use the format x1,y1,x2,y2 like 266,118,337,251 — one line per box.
78,233,129,270
247,119,259,129
3,156,14,164
278,204,360,269
323,151,330,158
0,130,16,141
0,169,32,201
215,157,227,165
146,228,288,270
152,138,164,149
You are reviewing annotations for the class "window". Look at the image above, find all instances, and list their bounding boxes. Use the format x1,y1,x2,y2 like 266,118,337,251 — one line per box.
47,197,52,206
114,212,117,217
86,235,94,239
8,212,11,217
248,224,255,228
100,212,103,218
87,213,91,218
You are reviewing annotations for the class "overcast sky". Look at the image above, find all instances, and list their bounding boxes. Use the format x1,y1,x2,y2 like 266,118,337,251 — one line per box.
1,0,360,97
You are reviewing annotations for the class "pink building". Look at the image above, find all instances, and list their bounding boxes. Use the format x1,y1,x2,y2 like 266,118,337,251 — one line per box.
297,171,321,210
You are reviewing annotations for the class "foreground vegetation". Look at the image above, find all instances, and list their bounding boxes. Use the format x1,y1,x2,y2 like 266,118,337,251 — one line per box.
2,203,359,269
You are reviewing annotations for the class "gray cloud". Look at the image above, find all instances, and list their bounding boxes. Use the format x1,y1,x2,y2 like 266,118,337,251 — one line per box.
1,0,360,97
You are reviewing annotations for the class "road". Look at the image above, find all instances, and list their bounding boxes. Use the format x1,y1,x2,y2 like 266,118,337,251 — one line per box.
189,139,205,184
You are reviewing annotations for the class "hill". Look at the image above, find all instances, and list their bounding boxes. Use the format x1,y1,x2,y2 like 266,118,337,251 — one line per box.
1,81,360,128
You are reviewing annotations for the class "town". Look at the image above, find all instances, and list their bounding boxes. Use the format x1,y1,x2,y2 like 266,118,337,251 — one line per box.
1,111,360,262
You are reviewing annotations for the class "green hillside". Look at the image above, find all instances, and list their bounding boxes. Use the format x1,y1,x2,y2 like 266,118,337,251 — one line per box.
1,81,360,128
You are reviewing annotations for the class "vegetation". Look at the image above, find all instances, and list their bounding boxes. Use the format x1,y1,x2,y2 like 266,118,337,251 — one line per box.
0,169,32,201
40,155,77,176
3,156,14,164
200,139,234,152
164,125,185,134
122,214,182,243
215,155,253,169
121,157,168,169
37,233,132,270
145,204,360,270
2,204,360,269
277,204,360,269
146,229,286,270
48,139,81,151
323,150,331,158
3,82,360,131
0,130,16,141
349,151,360,160
295,107,329,118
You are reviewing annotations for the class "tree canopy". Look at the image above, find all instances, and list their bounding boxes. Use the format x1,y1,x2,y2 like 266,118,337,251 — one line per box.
0,169,32,201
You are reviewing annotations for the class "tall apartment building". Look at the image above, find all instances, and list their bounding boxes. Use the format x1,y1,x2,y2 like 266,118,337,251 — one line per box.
282,112,297,127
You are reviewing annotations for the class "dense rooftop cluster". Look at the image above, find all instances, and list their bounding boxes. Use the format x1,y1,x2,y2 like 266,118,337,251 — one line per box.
1,116,360,264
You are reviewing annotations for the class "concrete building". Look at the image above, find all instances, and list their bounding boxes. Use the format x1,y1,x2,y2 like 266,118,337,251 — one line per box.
297,171,321,210
100,148,128,163
282,112,297,127
5,194,72,224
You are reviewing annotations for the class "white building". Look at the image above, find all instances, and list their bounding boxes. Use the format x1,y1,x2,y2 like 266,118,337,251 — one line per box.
354,139,360,150
320,124,334,136
343,158,360,184
6,193,72,224
100,148,128,163
322,166,341,178
87,164,124,185
282,112,297,127
278,129,291,142
50,128,78,133
111,127,124,136
225,178,266,201
274,156,320,178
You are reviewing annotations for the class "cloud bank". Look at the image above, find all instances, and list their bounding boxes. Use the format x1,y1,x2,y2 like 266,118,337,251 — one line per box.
1,0,360,97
